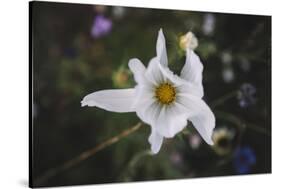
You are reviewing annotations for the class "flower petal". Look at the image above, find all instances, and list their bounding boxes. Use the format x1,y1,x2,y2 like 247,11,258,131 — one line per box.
136,99,161,126
180,49,204,96
155,103,189,138
145,57,186,87
189,108,215,145
128,58,146,84
148,128,164,154
158,62,186,87
177,94,215,145
177,82,203,99
81,89,136,113
156,28,168,67
145,57,166,85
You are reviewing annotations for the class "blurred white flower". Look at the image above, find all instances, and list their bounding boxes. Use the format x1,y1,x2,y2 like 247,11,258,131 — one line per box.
202,14,216,35
221,52,233,65
212,127,235,155
221,51,234,83
113,6,126,19
179,31,198,51
222,67,235,83
81,29,215,154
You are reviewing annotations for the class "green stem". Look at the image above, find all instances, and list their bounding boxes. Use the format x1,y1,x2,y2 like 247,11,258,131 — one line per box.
34,122,143,186
120,150,152,181
215,110,270,136
211,90,239,108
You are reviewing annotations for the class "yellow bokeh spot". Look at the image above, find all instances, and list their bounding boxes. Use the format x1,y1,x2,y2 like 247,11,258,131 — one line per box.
155,83,176,104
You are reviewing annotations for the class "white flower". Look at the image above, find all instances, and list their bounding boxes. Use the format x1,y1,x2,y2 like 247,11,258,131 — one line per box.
112,6,126,19
202,13,216,35
222,67,235,83
212,127,235,155
81,29,215,154
221,51,233,65
179,31,198,51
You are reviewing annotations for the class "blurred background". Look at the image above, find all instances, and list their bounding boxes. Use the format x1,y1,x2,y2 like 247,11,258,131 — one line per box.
31,1,271,187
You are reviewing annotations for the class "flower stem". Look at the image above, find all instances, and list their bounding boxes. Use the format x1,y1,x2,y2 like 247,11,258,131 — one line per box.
211,90,239,108
34,122,143,186
120,149,152,181
215,110,270,136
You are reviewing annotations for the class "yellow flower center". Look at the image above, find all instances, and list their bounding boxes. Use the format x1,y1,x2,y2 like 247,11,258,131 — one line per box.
155,83,176,104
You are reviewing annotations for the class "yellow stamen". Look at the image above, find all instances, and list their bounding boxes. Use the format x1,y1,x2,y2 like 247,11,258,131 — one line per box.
155,83,176,104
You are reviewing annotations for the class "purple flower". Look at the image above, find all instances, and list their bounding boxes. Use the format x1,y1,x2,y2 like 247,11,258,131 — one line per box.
189,133,202,149
237,83,257,108
170,151,183,167
233,146,256,174
91,15,112,38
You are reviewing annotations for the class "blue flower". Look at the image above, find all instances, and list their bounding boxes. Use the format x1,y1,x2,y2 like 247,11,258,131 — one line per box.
237,83,257,108
91,15,112,38
233,146,256,174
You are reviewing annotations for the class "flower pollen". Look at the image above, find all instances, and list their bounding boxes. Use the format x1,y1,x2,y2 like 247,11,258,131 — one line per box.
155,83,176,104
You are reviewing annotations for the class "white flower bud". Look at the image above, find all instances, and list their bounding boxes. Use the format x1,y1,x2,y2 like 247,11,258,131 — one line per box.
179,31,198,51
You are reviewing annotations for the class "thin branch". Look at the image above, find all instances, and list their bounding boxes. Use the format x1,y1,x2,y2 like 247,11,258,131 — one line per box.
119,149,152,181
34,122,143,186
215,110,271,136
210,90,238,108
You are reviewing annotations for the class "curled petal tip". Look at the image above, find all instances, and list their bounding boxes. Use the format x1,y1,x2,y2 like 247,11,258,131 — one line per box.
81,99,92,107
128,58,137,69
158,28,165,39
81,101,87,107
205,133,215,145
156,28,168,67
150,147,160,154
208,140,214,146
